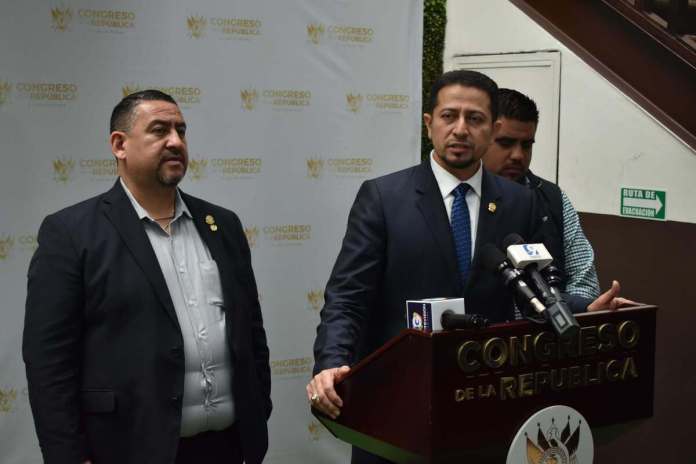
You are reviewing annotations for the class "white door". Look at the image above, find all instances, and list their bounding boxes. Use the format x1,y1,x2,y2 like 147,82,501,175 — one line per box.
446,51,561,183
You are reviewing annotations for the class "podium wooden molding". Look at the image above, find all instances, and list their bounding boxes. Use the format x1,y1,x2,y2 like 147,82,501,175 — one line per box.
313,305,656,463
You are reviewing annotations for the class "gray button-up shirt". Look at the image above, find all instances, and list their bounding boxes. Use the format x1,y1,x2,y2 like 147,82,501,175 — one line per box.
121,179,235,437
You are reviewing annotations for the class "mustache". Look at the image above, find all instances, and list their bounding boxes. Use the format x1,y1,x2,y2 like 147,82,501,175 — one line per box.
159,152,185,164
447,141,473,149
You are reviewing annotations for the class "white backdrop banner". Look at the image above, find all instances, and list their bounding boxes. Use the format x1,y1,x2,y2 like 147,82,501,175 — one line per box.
0,1,423,462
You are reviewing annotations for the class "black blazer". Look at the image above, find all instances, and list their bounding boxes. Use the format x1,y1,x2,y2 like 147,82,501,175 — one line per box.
314,161,548,372
23,181,271,464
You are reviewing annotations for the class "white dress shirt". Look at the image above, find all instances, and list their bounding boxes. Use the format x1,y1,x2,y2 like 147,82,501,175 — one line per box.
429,151,483,257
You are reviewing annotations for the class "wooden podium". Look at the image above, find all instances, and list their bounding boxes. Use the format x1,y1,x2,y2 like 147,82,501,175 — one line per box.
312,305,656,463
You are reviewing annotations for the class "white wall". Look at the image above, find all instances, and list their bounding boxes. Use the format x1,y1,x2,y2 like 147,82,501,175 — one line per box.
444,0,696,224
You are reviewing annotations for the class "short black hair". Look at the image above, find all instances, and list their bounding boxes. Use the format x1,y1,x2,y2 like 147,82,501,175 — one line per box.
497,88,539,124
110,89,178,133
426,69,499,121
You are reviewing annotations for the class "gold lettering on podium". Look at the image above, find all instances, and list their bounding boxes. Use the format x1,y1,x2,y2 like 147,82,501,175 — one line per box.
455,356,639,401
455,322,641,375
452,319,644,402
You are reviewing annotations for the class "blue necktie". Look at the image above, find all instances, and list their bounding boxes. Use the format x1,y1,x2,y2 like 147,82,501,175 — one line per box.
451,183,472,284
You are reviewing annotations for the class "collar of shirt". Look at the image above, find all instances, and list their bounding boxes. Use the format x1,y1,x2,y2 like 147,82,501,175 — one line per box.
429,150,483,201
520,171,533,188
119,177,191,224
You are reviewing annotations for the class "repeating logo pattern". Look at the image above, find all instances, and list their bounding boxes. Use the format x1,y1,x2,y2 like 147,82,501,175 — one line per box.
306,289,323,311
263,225,311,244
53,158,75,183
307,23,324,44
80,8,135,30
0,81,12,106
188,14,261,39
51,7,73,31
188,157,263,180
0,388,17,413
307,156,373,178
307,23,374,44
366,93,409,110
270,357,313,376
77,159,117,180
212,158,261,177
306,158,324,179
0,234,38,261
13,82,78,103
240,89,258,111
122,84,201,105
188,158,208,181
0,235,14,261
244,226,259,248
346,93,362,113
2,8,418,464
52,6,135,31
345,92,409,112
187,15,207,38
241,88,311,111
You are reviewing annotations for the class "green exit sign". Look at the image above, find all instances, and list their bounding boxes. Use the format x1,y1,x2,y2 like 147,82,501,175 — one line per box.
620,187,666,220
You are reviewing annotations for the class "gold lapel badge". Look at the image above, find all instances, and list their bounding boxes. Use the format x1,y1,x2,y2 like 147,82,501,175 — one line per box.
488,202,497,213
205,214,218,232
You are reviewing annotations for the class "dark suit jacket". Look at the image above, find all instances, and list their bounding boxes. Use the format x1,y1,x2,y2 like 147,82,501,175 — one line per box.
23,181,271,464
314,161,548,372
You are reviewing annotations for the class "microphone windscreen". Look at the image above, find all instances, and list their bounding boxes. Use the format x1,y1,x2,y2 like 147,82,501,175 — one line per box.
480,243,507,272
502,233,525,250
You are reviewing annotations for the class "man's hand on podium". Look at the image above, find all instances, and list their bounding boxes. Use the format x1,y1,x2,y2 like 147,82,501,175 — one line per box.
306,365,351,419
587,280,638,312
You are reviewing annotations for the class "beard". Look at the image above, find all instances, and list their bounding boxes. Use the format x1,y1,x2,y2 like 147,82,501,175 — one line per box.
157,168,184,186
441,154,478,170
157,152,187,186
437,149,482,171
435,139,490,173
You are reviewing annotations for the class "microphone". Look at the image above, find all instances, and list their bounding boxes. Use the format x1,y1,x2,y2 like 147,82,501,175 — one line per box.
504,235,553,271
503,233,556,306
540,264,565,302
480,244,546,315
503,234,579,339
440,309,489,330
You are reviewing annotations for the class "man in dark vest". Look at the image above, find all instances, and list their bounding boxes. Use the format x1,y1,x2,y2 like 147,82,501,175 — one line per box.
483,88,631,312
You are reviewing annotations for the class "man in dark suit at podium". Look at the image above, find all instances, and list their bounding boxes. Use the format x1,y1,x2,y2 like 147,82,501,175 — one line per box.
308,70,552,463
23,90,271,464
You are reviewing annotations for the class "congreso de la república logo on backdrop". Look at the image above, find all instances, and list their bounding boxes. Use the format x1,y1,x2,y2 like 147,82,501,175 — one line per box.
186,13,261,40
51,6,136,32
185,156,263,182
240,88,311,112
306,22,374,45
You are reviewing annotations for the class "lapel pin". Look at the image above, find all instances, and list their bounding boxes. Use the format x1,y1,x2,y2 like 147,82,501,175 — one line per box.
488,202,497,213
205,214,218,231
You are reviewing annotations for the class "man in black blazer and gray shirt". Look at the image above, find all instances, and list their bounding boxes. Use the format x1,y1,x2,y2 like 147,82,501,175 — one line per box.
23,90,271,464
